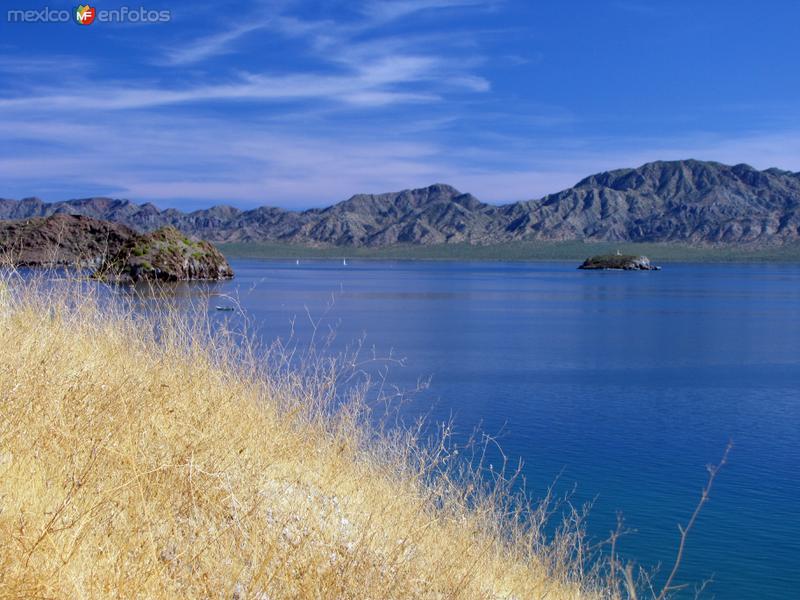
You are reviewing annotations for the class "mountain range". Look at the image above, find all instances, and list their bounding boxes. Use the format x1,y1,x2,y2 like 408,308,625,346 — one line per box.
2,160,800,247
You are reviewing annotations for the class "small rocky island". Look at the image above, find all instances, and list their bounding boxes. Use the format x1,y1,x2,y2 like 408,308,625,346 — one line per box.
0,214,233,282
579,254,660,271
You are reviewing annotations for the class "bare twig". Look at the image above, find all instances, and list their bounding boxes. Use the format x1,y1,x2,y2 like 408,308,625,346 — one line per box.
655,441,733,600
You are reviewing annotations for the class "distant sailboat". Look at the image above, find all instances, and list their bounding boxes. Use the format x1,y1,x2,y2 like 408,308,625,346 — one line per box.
342,258,348,266
296,259,300,265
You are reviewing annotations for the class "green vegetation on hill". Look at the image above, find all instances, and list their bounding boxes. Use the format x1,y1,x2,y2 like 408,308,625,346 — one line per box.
109,225,233,282
219,241,800,262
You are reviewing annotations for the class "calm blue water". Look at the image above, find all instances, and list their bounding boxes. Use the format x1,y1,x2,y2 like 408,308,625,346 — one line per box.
202,260,799,598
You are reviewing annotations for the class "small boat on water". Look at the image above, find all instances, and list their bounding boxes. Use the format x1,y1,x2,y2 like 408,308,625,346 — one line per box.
342,258,348,266
215,306,235,312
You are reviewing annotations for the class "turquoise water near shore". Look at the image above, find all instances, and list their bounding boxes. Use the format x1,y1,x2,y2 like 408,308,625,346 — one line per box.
206,260,798,598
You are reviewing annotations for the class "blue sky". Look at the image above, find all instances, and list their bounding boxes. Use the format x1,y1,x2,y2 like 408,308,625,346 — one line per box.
1,0,799,210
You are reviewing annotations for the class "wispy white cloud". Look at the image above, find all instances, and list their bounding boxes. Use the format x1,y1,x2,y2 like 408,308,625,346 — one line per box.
161,21,271,65
0,70,442,112
0,56,93,74
360,0,500,22
258,4,494,96
157,0,494,68
0,0,491,112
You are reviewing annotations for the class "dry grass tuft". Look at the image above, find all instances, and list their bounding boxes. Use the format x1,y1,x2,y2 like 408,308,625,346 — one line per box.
0,274,614,599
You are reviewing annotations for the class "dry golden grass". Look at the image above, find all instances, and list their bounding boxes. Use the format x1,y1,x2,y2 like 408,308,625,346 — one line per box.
0,275,613,599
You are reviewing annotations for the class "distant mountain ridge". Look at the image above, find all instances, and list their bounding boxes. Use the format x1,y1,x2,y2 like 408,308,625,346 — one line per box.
3,160,800,246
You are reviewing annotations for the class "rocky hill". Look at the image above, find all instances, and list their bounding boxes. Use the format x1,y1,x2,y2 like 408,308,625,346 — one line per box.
502,160,800,244
0,214,233,282
2,160,799,246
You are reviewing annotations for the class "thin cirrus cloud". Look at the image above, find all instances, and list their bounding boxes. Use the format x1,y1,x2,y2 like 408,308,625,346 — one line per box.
161,21,272,66
159,0,493,66
2,5,488,112
359,0,500,22
0,64,447,112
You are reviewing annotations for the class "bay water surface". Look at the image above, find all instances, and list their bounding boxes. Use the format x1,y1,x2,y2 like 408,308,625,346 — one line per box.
199,260,799,598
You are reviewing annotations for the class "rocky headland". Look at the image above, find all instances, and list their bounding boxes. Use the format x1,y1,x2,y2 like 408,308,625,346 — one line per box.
0,214,233,282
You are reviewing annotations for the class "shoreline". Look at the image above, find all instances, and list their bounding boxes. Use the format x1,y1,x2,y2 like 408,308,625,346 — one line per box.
219,241,800,263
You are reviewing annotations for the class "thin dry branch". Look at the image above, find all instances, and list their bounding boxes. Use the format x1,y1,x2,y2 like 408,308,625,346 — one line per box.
654,441,733,600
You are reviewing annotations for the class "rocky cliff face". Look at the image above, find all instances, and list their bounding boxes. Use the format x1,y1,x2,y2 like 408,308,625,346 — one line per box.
3,160,799,247
0,214,135,268
0,214,233,282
